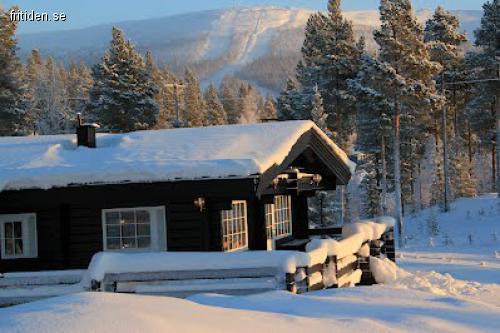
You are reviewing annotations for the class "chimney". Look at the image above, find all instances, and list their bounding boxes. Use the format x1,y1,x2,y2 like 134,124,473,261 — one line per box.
76,113,99,148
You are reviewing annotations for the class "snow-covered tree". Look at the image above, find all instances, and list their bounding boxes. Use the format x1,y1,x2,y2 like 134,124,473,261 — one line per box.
183,68,206,128
277,78,307,120
260,95,277,121
425,6,468,208
204,84,227,126
0,6,25,135
367,0,442,244
310,85,328,133
467,0,500,194
220,81,240,124
361,156,382,218
238,84,259,124
297,0,363,150
87,27,159,132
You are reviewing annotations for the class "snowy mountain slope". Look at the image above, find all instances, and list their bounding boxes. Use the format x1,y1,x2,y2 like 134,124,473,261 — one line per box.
16,7,482,91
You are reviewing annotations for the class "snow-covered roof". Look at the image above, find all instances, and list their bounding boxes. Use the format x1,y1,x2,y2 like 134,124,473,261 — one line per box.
0,120,354,192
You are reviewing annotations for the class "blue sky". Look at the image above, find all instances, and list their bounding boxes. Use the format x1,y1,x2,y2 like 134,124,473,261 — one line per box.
3,0,487,33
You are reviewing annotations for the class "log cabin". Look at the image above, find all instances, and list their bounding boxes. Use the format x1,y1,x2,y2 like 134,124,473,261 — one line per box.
0,120,354,273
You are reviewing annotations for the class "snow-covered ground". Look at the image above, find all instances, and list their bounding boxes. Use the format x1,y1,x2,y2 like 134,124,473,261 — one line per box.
0,195,498,332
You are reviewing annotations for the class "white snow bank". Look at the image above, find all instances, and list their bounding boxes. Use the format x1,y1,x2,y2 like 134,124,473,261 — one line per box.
83,251,311,286
306,220,388,259
0,120,354,192
370,256,496,298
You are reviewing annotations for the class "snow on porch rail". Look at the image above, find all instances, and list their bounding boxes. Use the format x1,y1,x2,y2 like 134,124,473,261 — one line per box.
87,218,395,296
286,218,396,293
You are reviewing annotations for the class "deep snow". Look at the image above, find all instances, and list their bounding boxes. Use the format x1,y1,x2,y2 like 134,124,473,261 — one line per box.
0,196,498,332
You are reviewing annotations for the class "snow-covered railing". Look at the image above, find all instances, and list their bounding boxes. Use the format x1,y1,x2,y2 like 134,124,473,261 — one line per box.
85,251,315,297
83,218,395,297
0,270,85,306
286,217,396,293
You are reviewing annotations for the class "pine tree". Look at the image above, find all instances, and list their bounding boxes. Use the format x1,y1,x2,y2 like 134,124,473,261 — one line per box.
370,0,442,244
0,6,25,135
349,56,400,215
425,6,469,207
238,84,259,124
66,61,93,117
220,82,240,124
145,52,179,129
468,0,500,194
297,0,363,150
204,84,227,126
183,68,205,127
260,95,277,121
87,27,159,132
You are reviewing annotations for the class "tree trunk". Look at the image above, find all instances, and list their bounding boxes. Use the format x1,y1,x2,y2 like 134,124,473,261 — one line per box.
440,73,450,212
496,68,500,197
394,99,404,247
493,142,497,192
381,135,388,215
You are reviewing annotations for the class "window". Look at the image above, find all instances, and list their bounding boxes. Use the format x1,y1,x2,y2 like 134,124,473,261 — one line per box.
221,201,248,252
0,213,37,259
265,195,293,240
102,206,166,252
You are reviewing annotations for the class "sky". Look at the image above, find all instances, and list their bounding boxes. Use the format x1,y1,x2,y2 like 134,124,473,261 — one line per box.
3,0,487,34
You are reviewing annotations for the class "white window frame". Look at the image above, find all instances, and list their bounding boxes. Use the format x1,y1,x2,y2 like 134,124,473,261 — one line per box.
0,213,38,259
265,195,293,241
101,206,166,252
221,201,248,252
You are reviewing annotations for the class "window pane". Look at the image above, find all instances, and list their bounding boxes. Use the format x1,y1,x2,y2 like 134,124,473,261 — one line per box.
122,237,136,249
107,238,120,250
106,225,120,237
137,237,151,248
14,222,22,238
4,222,13,238
105,212,120,225
14,239,23,255
121,211,135,224
136,210,150,224
137,224,150,236
121,224,135,237
5,239,14,255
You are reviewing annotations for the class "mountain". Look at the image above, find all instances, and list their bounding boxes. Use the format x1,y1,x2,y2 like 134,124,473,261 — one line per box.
16,6,482,93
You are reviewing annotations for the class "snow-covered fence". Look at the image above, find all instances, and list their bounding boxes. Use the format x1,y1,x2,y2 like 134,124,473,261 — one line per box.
287,218,396,293
83,218,396,297
0,270,84,306
85,251,314,297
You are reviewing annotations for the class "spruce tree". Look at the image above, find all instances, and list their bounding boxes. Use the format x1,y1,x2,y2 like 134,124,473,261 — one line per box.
205,84,227,126
297,0,362,150
145,51,179,129
238,84,259,124
220,82,240,124
183,68,205,127
277,78,306,120
0,6,25,135
87,27,159,132
310,85,328,134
